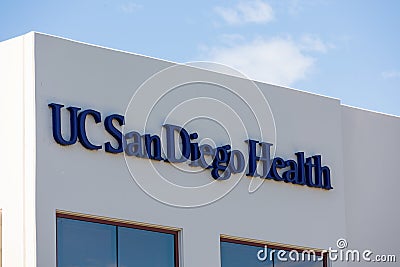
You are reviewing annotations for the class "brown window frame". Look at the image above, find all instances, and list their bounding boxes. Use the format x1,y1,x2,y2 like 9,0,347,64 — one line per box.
221,234,328,267
56,210,180,267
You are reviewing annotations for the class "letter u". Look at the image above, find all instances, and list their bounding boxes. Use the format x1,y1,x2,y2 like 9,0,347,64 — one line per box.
48,103,80,145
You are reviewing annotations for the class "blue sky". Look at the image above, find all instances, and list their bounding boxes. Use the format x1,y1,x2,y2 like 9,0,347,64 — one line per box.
1,0,399,116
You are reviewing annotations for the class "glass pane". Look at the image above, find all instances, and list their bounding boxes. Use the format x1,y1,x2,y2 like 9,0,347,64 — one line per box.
57,218,117,267
274,249,323,267
221,241,273,267
118,226,175,267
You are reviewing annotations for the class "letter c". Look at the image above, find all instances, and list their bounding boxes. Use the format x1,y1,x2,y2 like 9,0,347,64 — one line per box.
78,109,102,150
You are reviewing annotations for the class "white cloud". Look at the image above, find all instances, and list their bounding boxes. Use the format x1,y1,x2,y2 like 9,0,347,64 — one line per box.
204,37,316,86
214,0,274,25
382,70,400,79
119,2,141,14
287,0,328,15
288,0,302,15
300,34,331,53
219,33,245,46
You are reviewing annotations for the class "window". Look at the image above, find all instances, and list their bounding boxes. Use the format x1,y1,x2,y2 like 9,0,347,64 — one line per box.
221,236,327,267
57,212,179,267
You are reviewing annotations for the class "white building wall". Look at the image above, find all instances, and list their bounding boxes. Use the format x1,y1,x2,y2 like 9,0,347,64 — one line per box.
0,33,36,267
34,33,347,267
342,106,400,266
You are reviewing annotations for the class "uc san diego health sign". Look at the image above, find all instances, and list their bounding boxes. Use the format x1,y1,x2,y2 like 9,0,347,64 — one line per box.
49,103,333,190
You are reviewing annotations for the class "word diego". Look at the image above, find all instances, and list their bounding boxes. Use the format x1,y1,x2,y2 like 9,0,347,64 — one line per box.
48,103,333,190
